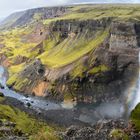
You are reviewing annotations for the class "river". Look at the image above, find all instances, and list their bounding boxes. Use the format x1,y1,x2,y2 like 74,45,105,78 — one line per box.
0,65,129,125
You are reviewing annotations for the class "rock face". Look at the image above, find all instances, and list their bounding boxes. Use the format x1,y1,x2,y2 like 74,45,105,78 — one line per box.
6,19,139,103
51,18,111,36
61,118,140,140
110,22,138,50
0,120,27,140
0,5,138,104
60,120,127,140
0,53,7,66
10,59,46,94
42,21,139,102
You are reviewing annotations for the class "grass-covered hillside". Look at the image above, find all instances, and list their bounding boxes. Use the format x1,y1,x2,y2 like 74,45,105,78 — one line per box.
0,96,59,140
0,4,139,96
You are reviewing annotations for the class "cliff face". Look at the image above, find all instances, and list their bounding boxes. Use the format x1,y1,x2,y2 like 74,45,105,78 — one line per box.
0,5,139,103
6,20,139,103
48,21,139,102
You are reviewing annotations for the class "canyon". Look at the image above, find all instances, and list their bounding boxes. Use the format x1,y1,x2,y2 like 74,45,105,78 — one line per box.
0,4,140,140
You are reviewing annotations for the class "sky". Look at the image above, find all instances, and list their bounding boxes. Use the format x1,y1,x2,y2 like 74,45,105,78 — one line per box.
0,0,140,18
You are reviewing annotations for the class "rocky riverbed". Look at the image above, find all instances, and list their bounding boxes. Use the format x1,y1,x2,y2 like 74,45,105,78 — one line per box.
0,87,126,127
60,119,140,140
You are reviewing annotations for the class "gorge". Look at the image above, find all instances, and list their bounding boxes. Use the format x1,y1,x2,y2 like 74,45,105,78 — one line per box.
0,4,140,140
0,65,124,125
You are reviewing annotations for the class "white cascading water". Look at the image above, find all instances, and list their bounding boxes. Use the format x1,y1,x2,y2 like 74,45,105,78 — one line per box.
132,52,140,109
0,66,7,89
126,51,140,114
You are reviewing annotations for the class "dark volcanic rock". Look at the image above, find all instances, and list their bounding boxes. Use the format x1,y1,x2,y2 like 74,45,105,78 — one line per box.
60,119,127,140
0,92,4,97
0,120,27,140
26,102,31,107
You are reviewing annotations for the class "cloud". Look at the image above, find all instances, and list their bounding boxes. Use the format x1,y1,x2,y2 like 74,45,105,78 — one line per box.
0,0,71,18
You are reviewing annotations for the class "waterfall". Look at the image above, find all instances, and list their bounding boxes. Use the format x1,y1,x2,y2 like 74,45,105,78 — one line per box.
131,52,140,109
122,51,140,118
125,51,140,114
0,66,8,89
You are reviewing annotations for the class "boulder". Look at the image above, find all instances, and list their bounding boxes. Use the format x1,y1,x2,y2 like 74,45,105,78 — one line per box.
0,92,4,97
26,102,31,107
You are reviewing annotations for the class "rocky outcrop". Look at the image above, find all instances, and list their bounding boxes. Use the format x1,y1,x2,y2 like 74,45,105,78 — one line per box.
10,59,46,94
22,22,49,43
51,17,111,37
61,118,140,140
0,53,6,64
0,120,27,140
13,56,29,65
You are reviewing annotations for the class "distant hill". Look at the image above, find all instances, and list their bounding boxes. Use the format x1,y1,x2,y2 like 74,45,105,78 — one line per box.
0,11,25,29
0,7,68,30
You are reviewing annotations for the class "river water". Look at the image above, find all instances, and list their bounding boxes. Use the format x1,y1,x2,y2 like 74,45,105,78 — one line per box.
0,65,128,125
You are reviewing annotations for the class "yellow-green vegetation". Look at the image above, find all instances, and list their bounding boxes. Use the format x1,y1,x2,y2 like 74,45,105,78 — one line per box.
70,63,86,78
0,26,39,89
38,29,109,68
131,103,140,131
7,75,30,91
8,63,25,75
1,4,140,91
6,63,27,90
33,13,43,21
88,65,109,74
0,96,5,102
43,5,140,25
0,26,37,60
110,129,130,140
38,32,60,59
0,101,59,140
14,78,30,91
64,93,73,101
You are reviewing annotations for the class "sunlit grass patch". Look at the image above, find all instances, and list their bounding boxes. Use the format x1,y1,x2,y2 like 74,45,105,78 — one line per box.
0,104,60,140
131,103,140,131
39,28,109,68
88,65,109,74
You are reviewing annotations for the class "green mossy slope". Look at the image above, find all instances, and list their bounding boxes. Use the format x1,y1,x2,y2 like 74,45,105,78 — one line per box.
0,97,59,140
130,103,140,131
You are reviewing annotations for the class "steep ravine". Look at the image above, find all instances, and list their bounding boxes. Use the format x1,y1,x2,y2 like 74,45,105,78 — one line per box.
0,5,140,140
0,19,140,127
0,65,125,126
0,66,140,140
5,20,139,105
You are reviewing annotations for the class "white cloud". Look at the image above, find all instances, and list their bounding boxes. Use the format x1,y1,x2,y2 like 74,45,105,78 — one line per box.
0,0,71,18
0,0,140,18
